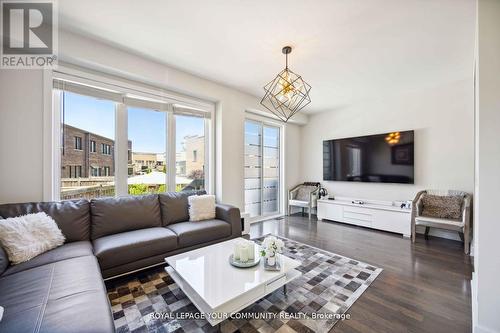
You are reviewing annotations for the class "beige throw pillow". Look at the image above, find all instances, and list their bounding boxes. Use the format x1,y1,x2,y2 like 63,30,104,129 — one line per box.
188,195,216,221
0,212,65,265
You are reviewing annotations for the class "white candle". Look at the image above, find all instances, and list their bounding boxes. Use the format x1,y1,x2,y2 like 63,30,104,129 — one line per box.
247,241,255,260
240,243,249,262
233,243,241,260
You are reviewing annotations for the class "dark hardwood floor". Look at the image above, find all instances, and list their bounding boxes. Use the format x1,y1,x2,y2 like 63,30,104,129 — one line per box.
250,214,472,333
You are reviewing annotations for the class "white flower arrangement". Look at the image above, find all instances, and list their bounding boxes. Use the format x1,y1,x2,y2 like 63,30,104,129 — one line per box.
260,236,285,259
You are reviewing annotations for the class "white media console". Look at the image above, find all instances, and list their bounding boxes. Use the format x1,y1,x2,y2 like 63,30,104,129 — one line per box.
317,197,412,237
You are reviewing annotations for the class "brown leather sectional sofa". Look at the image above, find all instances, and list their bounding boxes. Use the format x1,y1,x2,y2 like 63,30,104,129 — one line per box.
0,191,242,333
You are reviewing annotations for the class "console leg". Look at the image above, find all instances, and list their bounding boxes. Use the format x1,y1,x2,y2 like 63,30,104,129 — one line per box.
283,284,287,295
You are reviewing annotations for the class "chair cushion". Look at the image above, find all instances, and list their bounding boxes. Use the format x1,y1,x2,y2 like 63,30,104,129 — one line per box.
415,216,465,229
0,255,114,333
167,219,231,248
2,241,93,277
0,199,90,242
90,195,162,240
295,186,317,201
421,194,463,220
159,190,206,225
93,227,178,270
288,199,310,207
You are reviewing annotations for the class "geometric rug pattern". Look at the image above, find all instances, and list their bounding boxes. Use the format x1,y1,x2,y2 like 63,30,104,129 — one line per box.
106,235,382,333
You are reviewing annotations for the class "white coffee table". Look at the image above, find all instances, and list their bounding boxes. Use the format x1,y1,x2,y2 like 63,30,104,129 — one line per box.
165,238,301,326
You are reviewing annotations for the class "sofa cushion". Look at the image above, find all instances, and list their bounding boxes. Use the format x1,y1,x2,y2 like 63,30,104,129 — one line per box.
90,194,162,240
0,255,114,333
0,215,7,275
0,199,90,242
159,190,206,225
93,227,178,270
421,194,464,220
0,246,7,276
167,219,231,248
2,241,93,277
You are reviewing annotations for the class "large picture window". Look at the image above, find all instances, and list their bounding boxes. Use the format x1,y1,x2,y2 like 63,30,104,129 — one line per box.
51,72,213,201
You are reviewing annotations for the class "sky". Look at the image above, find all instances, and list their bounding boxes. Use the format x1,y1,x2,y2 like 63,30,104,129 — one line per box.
64,92,204,153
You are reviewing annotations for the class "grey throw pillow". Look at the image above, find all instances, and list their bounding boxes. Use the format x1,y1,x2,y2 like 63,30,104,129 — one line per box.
421,194,464,220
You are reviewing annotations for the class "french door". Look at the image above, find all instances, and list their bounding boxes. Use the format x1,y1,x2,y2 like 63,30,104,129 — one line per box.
244,120,281,219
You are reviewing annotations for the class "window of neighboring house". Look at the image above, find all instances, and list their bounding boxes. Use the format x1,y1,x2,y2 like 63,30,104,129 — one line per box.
193,150,198,162
69,165,82,178
101,143,111,155
90,140,96,153
90,166,98,177
104,166,111,176
74,136,82,150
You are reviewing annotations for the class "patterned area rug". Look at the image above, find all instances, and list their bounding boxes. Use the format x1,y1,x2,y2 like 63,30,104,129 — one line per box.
106,235,382,333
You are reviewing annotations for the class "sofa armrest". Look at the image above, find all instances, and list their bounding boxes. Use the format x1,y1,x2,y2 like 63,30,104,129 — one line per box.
216,204,242,238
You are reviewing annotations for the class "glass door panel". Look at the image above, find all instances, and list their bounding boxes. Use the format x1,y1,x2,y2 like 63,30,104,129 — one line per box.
263,126,280,214
244,120,280,218
244,121,262,217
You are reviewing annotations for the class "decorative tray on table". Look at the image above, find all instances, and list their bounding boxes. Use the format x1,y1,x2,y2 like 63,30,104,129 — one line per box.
229,254,260,268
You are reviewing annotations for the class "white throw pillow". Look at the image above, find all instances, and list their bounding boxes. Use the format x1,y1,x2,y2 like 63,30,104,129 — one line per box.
188,195,216,221
0,212,65,265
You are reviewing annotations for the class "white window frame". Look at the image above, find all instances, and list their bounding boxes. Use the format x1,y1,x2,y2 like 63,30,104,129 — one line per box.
244,114,285,223
43,65,215,201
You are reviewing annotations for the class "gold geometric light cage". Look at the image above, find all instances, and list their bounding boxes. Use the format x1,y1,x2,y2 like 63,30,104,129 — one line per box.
260,46,312,122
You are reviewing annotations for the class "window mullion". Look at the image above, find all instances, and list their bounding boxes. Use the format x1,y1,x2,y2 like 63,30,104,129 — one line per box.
115,103,128,196
166,105,176,191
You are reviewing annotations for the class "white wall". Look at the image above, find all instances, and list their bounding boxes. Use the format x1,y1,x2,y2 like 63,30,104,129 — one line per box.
0,70,45,203
300,79,474,239
473,1,500,332
0,30,304,212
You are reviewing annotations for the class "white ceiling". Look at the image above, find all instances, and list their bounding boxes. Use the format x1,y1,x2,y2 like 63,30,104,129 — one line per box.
58,0,475,113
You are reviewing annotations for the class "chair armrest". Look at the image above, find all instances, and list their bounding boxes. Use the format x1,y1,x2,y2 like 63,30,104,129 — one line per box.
413,190,426,217
310,187,320,206
288,185,301,200
216,203,242,238
462,195,472,225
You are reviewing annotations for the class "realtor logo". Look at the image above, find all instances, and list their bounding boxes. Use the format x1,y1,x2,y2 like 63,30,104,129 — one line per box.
1,0,57,68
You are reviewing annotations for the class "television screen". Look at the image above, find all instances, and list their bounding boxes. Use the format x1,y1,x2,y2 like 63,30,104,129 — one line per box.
323,130,414,184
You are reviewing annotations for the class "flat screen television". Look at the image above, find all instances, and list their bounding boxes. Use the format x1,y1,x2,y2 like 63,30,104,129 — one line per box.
323,130,414,184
